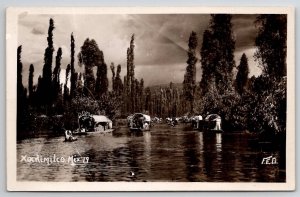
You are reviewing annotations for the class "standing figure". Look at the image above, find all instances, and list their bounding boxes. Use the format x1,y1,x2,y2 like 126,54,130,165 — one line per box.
214,117,222,131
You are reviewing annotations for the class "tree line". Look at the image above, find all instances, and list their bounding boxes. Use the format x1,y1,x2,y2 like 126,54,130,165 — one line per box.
17,14,287,138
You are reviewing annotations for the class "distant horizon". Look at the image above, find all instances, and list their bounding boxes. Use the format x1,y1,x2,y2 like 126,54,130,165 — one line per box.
18,14,262,89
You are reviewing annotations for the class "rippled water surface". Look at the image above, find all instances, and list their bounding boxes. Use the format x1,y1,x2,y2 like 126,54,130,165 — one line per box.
17,124,286,182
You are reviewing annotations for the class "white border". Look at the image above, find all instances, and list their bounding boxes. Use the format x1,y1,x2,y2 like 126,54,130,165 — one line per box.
6,7,295,191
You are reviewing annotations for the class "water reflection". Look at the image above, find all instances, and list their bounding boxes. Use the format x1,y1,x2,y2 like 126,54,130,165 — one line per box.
143,131,151,177
215,133,223,179
198,132,205,180
216,133,222,152
17,125,286,182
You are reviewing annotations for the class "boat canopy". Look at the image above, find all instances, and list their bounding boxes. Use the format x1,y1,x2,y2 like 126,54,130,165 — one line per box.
133,113,151,122
205,114,221,121
92,115,112,123
143,114,151,122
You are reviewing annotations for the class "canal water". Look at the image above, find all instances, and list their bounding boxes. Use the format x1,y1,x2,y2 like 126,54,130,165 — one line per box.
17,124,286,182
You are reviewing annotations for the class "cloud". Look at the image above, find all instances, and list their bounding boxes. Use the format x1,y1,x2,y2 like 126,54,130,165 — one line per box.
18,13,259,88
232,14,259,51
31,24,46,35
125,14,210,66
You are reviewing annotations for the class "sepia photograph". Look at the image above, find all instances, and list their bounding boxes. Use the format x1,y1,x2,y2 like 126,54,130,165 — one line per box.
6,7,295,191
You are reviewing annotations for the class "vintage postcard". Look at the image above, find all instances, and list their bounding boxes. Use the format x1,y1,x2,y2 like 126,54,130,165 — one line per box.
6,7,295,191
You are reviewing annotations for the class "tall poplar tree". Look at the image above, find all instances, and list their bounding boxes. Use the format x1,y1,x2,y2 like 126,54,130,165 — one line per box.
200,14,235,95
115,64,123,96
28,64,34,103
17,45,28,134
183,31,198,113
95,51,108,97
70,33,77,98
110,62,116,91
126,34,135,113
41,18,55,107
235,53,249,95
99,62,108,95
52,47,62,102
200,30,216,95
139,78,144,112
145,87,152,114
63,64,71,102
211,14,235,94
17,46,24,96
35,75,43,107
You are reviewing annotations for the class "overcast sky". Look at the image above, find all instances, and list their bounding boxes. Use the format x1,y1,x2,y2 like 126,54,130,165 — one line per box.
18,13,261,88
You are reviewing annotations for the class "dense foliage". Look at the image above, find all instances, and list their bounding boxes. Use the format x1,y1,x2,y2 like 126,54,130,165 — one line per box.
17,14,287,140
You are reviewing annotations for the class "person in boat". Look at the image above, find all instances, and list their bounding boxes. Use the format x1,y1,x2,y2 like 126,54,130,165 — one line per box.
169,117,176,127
65,130,77,142
172,117,178,125
130,119,134,128
191,116,196,128
143,122,149,130
79,115,95,132
137,116,145,129
214,117,222,130
195,115,203,129
205,114,222,131
170,121,175,127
